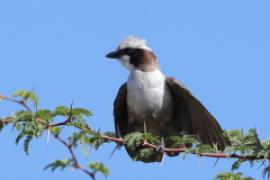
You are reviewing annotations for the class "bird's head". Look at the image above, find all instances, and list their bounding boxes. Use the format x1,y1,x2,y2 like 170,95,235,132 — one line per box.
106,36,159,71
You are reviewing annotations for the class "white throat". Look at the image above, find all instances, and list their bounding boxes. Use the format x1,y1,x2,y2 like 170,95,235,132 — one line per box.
127,69,169,115
119,55,134,71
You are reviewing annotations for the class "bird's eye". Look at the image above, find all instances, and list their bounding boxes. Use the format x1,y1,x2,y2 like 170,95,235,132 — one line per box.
124,48,134,54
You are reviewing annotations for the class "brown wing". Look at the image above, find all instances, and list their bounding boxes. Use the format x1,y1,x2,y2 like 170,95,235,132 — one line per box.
114,83,163,162
114,83,128,136
166,77,229,150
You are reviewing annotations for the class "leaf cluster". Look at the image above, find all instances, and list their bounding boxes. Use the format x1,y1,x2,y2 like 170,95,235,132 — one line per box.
1,90,270,180
224,129,270,178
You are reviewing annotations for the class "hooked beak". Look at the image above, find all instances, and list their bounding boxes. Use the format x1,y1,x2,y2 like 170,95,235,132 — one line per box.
106,50,120,59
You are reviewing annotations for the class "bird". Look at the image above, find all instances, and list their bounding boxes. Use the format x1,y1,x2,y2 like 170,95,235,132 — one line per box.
106,36,229,162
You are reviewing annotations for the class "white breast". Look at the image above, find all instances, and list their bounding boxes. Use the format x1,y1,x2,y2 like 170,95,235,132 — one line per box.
127,69,171,116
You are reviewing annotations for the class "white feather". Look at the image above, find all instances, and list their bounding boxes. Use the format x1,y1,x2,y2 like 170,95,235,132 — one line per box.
119,55,135,71
118,36,152,51
127,69,171,118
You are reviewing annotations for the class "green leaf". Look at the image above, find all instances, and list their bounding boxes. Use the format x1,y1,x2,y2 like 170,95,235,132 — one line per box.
89,162,109,177
53,106,70,116
263,166,270,179
15,133,25,145
124,132,145,150
226,129,245,143
44,159,73,172
72,108,92,117
14,110,33,122
51,127,61,135
13,90,38,107
53,106,92,125
69,131,87,147
103,131,117,137
35,109,53,123
214,172,255,180
231,159,245,171
13,111,40,134
124,132,163,162
191,144,216,154
87,130,105,149
24,135,33,155
134,148,161,162
259,140,270,159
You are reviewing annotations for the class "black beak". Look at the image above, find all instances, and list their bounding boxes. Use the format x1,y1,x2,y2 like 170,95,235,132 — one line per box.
106,51,120,59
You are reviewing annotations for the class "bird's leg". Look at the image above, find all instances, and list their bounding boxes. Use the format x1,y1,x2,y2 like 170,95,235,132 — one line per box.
143,121,147,134
156,137,165,153
142,121,149,145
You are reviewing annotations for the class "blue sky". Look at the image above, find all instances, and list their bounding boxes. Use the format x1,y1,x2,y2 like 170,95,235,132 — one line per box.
1,0,270,179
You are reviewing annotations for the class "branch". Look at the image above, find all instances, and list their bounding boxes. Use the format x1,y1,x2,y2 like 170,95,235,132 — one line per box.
1,91,270,179
54,134,96,180
0,93,96,179
48,120,269,161
0,94,32,111
0,94,268,161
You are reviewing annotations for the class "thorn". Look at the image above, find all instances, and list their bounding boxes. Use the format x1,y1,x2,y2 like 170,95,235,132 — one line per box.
97,128,102,145
70,100,74,108
97,127,101,134
213,158,220,167
70,101,74,112
30,87,36,93
160,138,165,166
68,101,74,122
109,144,121,158
46,127,51,144
160,153,165,166
156,137,165,153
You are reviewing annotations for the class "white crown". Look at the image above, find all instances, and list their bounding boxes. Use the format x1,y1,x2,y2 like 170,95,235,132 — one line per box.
118,36,152,51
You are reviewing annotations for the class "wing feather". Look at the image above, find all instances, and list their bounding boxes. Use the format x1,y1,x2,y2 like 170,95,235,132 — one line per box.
113,83,128,136
166,77,229,150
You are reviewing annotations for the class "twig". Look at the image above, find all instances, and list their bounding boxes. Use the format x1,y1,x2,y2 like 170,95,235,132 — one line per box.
54,134,96,180
0,95,32,111
0,94,95,179
0,113,267,161
0,93,269,164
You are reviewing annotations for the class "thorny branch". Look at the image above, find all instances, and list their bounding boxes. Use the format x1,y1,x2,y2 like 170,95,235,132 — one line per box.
0,94,32,111
54,134,96,180
0,94,96,179
1,94,269,162
1,93,270,180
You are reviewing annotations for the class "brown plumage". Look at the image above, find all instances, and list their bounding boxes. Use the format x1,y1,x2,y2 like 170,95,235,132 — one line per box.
108,36,230,163
113,77,229,162
165,77,230,150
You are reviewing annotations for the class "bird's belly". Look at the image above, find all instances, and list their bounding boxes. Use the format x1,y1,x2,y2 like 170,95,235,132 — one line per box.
127,85,173,134
127,87,164,114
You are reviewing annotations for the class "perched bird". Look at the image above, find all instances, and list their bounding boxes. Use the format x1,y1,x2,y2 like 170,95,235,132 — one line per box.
106,36,229,162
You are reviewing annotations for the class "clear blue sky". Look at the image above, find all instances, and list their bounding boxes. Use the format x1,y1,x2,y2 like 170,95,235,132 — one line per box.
1,0,270,179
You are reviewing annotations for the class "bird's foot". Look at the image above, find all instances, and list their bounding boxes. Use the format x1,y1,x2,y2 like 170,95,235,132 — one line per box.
155,137,165,153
